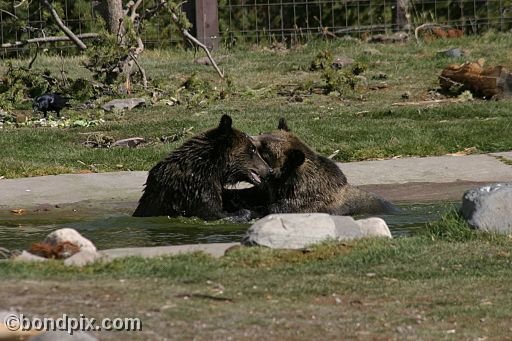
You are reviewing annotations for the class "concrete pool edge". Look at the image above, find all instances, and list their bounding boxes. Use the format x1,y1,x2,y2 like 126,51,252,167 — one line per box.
0,151,510,209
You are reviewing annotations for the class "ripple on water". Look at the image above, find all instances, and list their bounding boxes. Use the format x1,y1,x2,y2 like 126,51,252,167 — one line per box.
0,202,459,250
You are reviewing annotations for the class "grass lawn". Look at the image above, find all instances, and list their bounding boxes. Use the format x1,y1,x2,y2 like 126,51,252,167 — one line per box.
1,34,512,340
1,215,511,339
1,32,512,178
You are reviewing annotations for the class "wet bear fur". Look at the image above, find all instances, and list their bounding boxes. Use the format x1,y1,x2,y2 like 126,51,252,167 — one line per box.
223,118,399,216
133,115,271,220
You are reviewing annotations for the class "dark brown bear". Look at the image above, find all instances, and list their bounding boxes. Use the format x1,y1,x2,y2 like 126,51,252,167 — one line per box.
224,118,398,216
133,115,271,220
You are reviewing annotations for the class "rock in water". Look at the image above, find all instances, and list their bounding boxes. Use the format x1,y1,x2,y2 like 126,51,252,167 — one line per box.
461,183,512,233
45,228,97,253
242,213,392,249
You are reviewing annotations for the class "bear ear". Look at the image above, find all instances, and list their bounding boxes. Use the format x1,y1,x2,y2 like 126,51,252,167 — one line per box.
218,114,233,133
250,135,261,148
278,118,290,132
283,149,305,173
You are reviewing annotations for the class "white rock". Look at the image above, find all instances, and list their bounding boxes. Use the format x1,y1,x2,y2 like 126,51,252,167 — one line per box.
243,213,339,249
64,250,103,267
45,228,96,253
354,217,393,238
101,98,145,112
461,183,512,233
110,137,145,148
12,250,48,262
243,213,392,249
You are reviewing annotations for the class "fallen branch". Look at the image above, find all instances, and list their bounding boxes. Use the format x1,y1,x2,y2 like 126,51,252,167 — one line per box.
27,43,40,69
169,8,224,78
391,98,465,106
414,23,463,44
129,52,148,88
0,33,99,48
42,0,87,50
0,9,18,19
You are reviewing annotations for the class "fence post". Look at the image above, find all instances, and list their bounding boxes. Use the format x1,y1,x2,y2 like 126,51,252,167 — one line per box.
393,0,410,31
184,0,219,50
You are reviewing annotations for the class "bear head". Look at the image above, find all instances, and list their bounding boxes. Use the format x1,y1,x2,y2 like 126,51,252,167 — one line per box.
210,114,272,186
252,118,309,178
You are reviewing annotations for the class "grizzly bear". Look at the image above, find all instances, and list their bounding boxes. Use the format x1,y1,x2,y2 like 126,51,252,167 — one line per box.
133,115,272,220
223,118,398,216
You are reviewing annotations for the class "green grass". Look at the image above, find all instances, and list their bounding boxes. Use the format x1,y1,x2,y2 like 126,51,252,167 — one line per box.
1,33,512,177
2,35,512,338
2,215,512,339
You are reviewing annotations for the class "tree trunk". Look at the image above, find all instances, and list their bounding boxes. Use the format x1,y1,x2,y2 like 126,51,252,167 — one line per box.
393,0,410,31
98,0,125,40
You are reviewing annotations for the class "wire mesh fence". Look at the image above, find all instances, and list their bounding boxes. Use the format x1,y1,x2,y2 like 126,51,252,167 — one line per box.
219,0,512,44
1,0,512,57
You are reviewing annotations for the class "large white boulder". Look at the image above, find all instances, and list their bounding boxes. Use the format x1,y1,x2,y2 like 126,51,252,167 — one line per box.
461,183,512,233
242,213,392,249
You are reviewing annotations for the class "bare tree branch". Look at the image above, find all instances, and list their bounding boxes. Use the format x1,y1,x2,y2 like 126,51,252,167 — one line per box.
129,52,148,88
28,43,40,69
141,0,167,22
169,9,224,78
42,0,87,50
130,0,144,20
0,33,99,48
14,0,29,8
0,9,18,19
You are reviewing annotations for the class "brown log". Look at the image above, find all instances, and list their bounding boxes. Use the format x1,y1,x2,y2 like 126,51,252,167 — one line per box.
439,60,512,99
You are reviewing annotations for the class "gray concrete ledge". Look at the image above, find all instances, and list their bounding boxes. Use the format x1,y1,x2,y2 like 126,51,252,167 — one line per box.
0,152,511,208
0,171,146,208
100,243,240,259
341,153,512,186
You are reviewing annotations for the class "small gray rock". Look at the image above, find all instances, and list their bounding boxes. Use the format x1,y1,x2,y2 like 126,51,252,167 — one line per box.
461,183,512,233
64,250,103,267
28,331,98,341
102,98,146,112
354,217,393,237
332,56,354,69
437,47,464,58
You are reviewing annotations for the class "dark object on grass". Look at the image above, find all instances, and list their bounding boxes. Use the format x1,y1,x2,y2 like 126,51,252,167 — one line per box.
33,93,70,118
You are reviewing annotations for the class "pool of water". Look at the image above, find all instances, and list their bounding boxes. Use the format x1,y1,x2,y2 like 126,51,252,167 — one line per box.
0,202,459,251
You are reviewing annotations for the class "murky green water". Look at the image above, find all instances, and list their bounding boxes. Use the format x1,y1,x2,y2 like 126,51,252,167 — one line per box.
0,202,459,251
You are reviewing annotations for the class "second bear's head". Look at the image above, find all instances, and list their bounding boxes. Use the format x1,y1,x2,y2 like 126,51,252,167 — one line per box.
251,118,312,176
